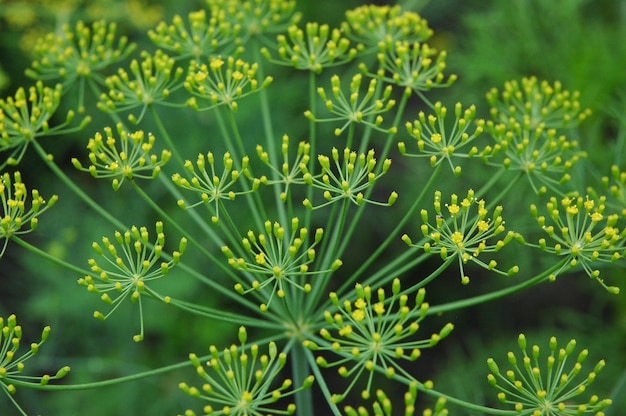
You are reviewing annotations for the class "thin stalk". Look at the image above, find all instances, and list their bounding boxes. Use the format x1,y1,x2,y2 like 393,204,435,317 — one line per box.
12,236,92,276
31,140,126,230
427,258,568,315
302,348,343,416
149,106,185,167
290,342,313,415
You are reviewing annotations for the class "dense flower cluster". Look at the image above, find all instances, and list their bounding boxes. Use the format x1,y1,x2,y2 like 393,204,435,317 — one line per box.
305,279,453,402
77,221,187,341
403,190,519,284
487,334,612,416
72,124,172,190
179,326,314,416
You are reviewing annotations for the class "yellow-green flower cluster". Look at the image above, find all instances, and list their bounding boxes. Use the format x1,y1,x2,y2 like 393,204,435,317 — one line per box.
172,151,257,223
261,22,358,73
72,125,172,191
26,20,135,107
485,78,589,194
344,383,447,416
222,217,342,311
342,5,432,50
403,190,519,285
305,279,454,402
99,50,185,124
0,82,90,168
0,314,71,416
256,134,310,201
487,334,612,416
185,56,273,111
304,74,397,136
0,171,58,258
207,0,301,41
300,147,397,210
529,195,624,293
148,9,241,59
399,102,488,176
367,40,456,93
77,221,187,342
487,77,591,129
179,326,314,416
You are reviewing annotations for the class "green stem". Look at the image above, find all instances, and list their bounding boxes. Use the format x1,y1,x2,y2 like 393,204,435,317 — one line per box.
31,140,126,230
427,258,568,315
302,348,343,416
290,342,313,416
149,106,185,167
12,236,91,276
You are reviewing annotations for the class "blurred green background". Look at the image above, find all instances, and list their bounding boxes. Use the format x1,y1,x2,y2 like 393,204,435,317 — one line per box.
1,0,625,414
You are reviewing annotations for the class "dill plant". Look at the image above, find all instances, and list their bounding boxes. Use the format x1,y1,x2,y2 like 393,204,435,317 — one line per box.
0,1,624,415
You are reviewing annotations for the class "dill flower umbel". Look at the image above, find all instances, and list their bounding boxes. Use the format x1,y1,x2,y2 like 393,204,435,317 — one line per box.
399,101,488,175
301,147,397,209
77,221,187,342
72,124,172,190
487,334,612,416
99,49,186,124
305,279,454,402
403,190,519,284
222,217,342,311
172,151,258,223
0,82,90,168
185,56,273,111
261,22,358,73
304,73,397,136
26,20,135,108
179,326,314,416
529,194,624,293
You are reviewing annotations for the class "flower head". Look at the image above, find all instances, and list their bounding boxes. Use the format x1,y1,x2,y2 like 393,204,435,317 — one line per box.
261,22,358,73
172,151,258,223
399,102,488,175
0,171,58,258
305,279,454,402
487,334,612,416
222,217,342,311
179,326,314,416
206,0,301,42
71,124,172,190
364,40,456,93
486,77,591,130
0,314,71,416
99,50,186,124
148,9,242,59
342,5,432,51
77,221,187,342
301,147,397,210
529,195,624,293
484,78,589,195
26,20,135,108
402,190,519,284
304,74,397,136
256,134,310,202
185,56,273,111
0,82,90,168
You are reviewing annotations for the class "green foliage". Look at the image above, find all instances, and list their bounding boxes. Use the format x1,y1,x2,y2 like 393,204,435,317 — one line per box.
0,1,625,415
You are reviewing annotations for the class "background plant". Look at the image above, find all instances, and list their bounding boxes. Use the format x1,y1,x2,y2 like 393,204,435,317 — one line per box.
0,0,625,415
